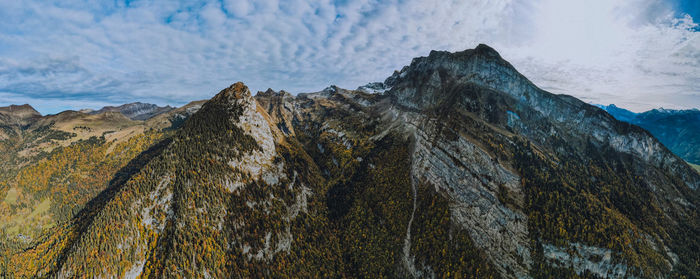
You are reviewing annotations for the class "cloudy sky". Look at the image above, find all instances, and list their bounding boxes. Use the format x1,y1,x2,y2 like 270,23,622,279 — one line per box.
0,0,698,114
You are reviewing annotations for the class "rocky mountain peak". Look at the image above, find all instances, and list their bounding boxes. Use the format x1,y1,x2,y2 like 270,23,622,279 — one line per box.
384,44,700,191
419,43,502,65
384,43,527,111
257,88,278,97
474,43,502,58
212,82,253,103
323,85,339,94
230,81,252,99
598,104,637,123
356,82,390,94
204,82,285,141
388,43,514,83
256,88,292,98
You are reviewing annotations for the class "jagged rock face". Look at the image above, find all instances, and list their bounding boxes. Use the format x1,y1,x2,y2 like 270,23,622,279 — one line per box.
268,45,698,277
5,46,700,279
385,45,700,191
255,88,297,137
384,44,700,243
379,45,700,278
398,108,531,277
357,82,390,94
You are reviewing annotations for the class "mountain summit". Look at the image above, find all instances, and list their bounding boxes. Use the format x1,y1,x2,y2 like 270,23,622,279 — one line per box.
2,45,699,278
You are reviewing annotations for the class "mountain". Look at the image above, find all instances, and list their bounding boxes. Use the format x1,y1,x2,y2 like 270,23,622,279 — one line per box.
0,104,41,126
0,100,203,255
1,45,699,278
90,102,175,121
596,104,638,123
0,104,42,140
599,104,700,165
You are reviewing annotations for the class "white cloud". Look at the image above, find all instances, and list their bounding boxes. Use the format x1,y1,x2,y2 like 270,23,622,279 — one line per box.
223,0,252,18
496,0,699,112
0,0,697,114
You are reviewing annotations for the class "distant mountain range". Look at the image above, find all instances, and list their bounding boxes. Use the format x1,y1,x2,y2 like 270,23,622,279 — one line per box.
598,104,700,165
86,102,175,121
1,45,698,278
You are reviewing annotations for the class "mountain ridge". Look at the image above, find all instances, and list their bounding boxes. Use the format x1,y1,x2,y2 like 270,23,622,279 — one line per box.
385,43,698,191
1,44,699,278
89,102,175,121
598,104,700,165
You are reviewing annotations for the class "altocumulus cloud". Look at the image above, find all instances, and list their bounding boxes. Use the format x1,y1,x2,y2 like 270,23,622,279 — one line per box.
0,0,697,114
